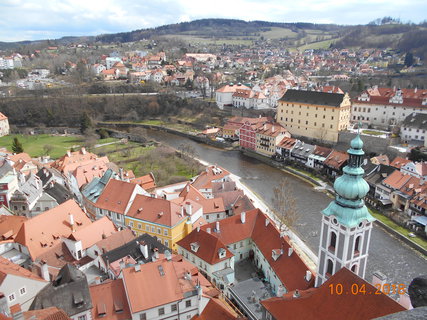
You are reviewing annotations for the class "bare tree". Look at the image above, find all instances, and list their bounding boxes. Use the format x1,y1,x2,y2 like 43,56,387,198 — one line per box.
271,177,299,231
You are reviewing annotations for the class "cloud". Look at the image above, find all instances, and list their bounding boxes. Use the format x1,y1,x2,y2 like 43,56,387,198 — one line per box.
0,0,425,42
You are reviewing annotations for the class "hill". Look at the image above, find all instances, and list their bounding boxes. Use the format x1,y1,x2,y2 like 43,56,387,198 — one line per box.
1,19,426,58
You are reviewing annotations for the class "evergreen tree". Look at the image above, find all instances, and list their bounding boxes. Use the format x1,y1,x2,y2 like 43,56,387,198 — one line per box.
80,112,92,133
404,52,414,67
11,137,24,153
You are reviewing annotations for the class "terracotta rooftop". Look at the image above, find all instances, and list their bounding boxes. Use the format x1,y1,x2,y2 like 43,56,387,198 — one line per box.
201,209,314,291
126,194,187,227
89,280,131,320
94,229,136,253
96,179,139,214
14,199,92,260
177,228,233,265
191,165,230,191
0,255,46,284
122,256,214,313
51,148,107,174
277,137,297,150
23,307,71,320
191,298,240,320
0,215,27,242
179,183,225,214
216,84,250,93
260,267,405,320
256,123,288,138
389,157,411,169
72,159,110,188
324,150,349,169
68,216,117,250
130,173,156,190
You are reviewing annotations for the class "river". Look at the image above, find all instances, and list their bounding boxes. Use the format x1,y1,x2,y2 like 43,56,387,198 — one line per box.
144,128,427,292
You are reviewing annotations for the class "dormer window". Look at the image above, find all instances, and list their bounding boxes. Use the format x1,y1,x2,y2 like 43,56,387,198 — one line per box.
190,242,200,253
218,248,226,259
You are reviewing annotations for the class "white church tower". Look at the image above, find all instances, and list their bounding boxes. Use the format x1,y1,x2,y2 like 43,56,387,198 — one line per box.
316,134,375,287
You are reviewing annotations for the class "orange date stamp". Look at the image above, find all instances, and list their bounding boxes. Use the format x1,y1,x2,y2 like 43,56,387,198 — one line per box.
329,283,407,295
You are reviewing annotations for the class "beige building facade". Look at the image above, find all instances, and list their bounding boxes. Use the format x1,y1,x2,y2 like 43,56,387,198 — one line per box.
277,90,351,143
255,123,290,157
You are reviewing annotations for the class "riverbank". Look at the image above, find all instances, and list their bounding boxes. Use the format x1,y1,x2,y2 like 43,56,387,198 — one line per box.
98,122,427,256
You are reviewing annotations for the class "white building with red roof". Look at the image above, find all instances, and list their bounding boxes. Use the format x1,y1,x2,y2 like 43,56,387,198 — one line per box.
215,83,250,109
352,87,427,129
0,256,47,310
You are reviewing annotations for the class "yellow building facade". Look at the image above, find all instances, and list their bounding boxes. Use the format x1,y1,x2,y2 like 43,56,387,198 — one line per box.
277,90,351,143
255,123,290,157
124,215,191,251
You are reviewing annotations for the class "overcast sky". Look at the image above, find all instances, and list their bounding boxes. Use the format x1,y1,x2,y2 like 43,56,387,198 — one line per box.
1,0,426,42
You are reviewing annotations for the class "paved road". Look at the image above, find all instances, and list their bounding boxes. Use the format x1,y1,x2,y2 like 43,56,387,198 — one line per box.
144,129,427,291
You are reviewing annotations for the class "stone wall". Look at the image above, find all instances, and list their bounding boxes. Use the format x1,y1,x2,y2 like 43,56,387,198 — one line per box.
337,131,401,155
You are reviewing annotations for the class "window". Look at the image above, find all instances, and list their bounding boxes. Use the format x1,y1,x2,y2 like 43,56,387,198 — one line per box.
116,213,120,220
158,307,165,316
151,226,155,232
186,300,192,308
129,221,134,227
146,225,150,231
138,224,142,229
164,229,168,236
326,259,334,277
157,228,161,234
329,232,337,251
354,236,361,255
8,293,15,302
171,304,177,312
139,314,146,320
19,287,26,295
78,316,86,320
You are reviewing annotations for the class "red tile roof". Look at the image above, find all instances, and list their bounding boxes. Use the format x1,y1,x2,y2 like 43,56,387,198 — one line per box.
216,84,250,93
51,149,108,174
389,157,411,169
130,173,156,190
324,150,349,169
260,267,405,320
201,209,314,291
96,179,139,214
256,123,289,138
23,307,71,320
179,184,225,214
0,255,46,284
277,137,297,150
122,256,214,313
0,215,27,242
68,216,117,249
94,229,136,253
14,199,92,260
72,159,110,188
89,279,131,320
126,195,187,227
177,229,233,265
313,146,332,158
191,298,240,320
191,166,230,190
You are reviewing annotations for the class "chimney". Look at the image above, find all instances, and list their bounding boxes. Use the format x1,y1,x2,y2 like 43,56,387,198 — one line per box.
94,276,101,285
180,206,184,216
288,247,293,257
293,290,300,298
263,124,267,131
154,248,159,259
186,184,190,192
67,150,71,157
240,211,246,224
165,250,172,261
81,147,86,155
139,241,149,259
265,218,269,227
69,213,76,232
185,202,192,216
40,260,50,281
272,126,275,133
305,270,312,281
197,226,200,232
206,228,211,234
134,264,141,272
119,168,124,180
216,221,220,233
372,271,387,287
276,285,285,297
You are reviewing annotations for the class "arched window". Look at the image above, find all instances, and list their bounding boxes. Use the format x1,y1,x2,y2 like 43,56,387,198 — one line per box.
329,231,337,252
351,264,358,273
326,259,334,277
354,236,361,255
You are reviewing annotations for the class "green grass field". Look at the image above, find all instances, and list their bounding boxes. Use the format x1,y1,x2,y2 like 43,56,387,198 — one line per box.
0,134,85,159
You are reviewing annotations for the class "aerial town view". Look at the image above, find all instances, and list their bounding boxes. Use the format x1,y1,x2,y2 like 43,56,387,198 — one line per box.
0,1,426,319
